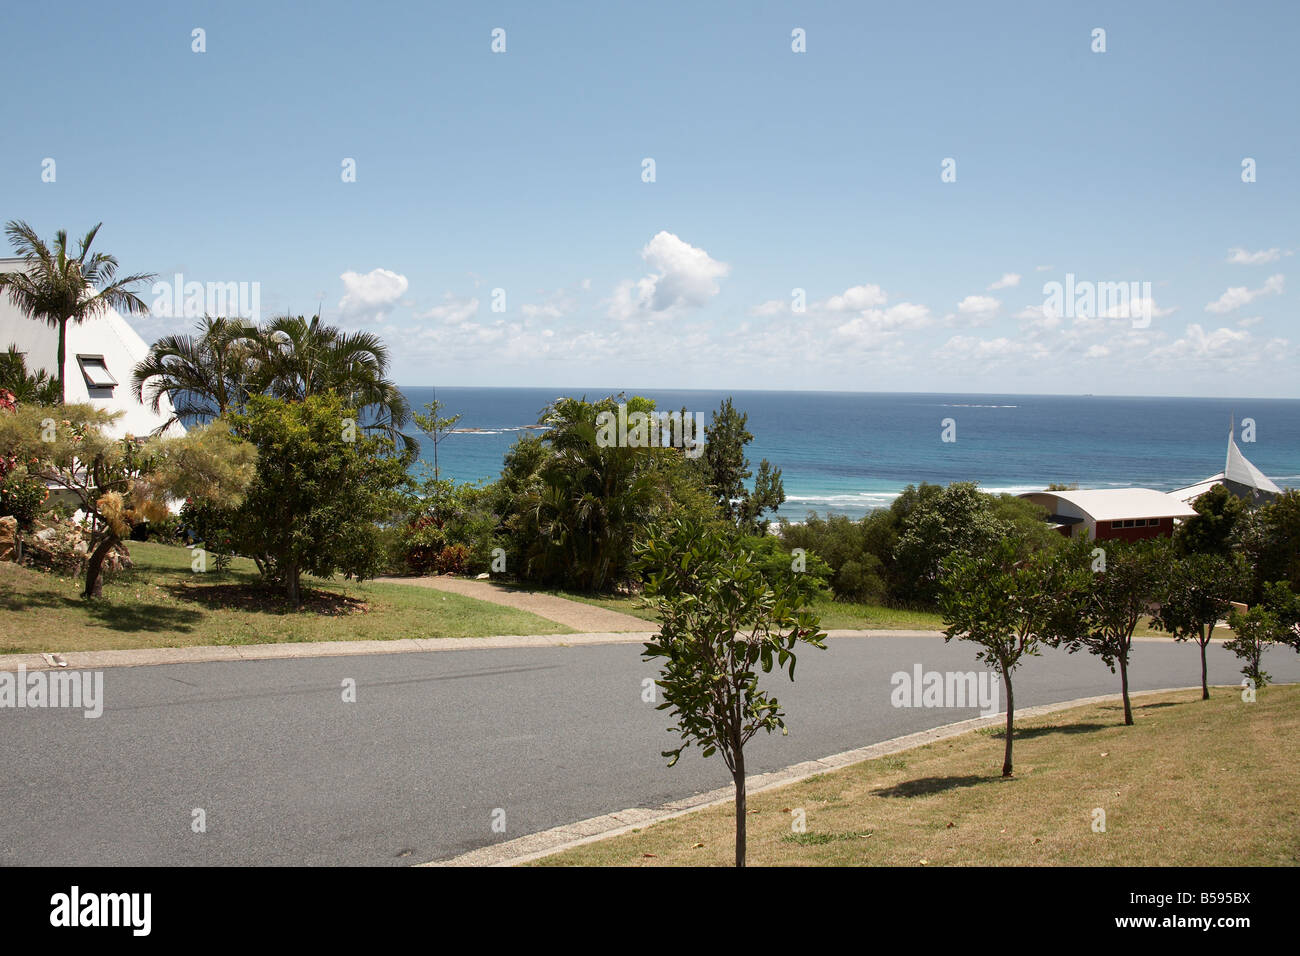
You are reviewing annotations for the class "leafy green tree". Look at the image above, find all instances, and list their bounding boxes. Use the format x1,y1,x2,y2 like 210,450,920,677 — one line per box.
499,396,669,591
1151,552,1245,700
699,398,785,534
778,511,887,603
1234,490,1300,603
1225,582,1300,691
940,537,1091,776
413,397,462,487
1065,537,1170,725
0,221,155,404
1176,485,1246,558
637,517,827,867
0,403,255,596
893,483,1059,606
226,393,410,604
0,346,60,406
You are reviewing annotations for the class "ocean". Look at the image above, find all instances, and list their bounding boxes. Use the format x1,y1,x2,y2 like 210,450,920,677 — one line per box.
400,387,1300,521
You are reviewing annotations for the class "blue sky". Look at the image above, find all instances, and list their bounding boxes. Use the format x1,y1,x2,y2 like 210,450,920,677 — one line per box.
1,1,1296,396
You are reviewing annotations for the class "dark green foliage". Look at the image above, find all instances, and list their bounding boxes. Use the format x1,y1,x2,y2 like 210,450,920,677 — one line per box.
1233,489,1300,603
940,537,1092,775
1062,537,1171,724
698,397,785,534
1176,485,1246,558
1151,551,1247,700
0,346,60,406
225,394,410,603
0,468,47,530
779,512,888,603
1226,582,1300,691
777,482,1060,607
637,516,826,866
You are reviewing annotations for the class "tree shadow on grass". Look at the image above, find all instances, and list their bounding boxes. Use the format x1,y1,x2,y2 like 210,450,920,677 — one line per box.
1136,702,1179,710
872,775,990,798
162,582,368,617
986,722,1109,741
82,602,204,633
0,589,204,633
0,588,69,612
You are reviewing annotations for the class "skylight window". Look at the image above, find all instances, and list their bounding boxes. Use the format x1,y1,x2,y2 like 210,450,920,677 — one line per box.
77,355,118,389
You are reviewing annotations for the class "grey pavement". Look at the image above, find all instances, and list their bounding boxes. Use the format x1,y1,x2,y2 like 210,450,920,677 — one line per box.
1,635,1294,866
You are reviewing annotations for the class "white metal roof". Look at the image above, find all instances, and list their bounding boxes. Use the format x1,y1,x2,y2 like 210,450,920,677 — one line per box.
1023,488,1198,521
0,256,183,438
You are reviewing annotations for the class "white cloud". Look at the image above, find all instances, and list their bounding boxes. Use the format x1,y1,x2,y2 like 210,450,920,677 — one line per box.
1205,274,1284,313
417,293,479,324
1237,316,1264,328
749,298,789,317
822,284,887,311
957,295,1001,318
1150,323,1259,364
834,302,933,344
1226,247,1283,265
937,335,1048,365
607,231,729,320
988,273,1021,290
338,268,409,318
1084,344,1110,359
1099,296,1176,321
521,303,565,319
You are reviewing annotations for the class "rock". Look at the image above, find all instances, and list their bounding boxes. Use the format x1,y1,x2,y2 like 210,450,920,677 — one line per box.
0,515,15,562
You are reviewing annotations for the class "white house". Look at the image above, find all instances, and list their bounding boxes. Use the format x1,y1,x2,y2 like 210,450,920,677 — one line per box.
0,256,182,438
1019,488,1197,541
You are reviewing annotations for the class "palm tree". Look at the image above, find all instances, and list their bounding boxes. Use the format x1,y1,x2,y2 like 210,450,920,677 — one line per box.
130,315,259,431
253,314,414,453
0,346,61,405
133,312,415,452
0,221,156,404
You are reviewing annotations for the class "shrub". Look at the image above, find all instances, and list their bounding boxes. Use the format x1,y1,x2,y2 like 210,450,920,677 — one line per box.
433,543,472,575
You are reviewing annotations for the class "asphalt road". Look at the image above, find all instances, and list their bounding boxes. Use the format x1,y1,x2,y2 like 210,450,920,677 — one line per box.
2,636,1296,866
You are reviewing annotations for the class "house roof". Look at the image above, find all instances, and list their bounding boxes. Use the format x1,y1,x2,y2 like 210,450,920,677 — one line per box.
1022,488,1198,522
1171,430,1282,505
0,256,182,438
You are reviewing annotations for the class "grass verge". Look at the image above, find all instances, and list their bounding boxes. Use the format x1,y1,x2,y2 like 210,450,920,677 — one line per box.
509,587,945,631
531,684,1299,866
0,541,571,653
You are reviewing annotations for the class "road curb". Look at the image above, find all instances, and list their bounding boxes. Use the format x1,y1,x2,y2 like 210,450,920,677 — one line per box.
0,629,953,672
421,685,1208,867
0,629,1198,673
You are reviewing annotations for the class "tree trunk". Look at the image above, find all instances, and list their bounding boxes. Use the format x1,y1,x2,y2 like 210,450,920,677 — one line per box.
1199,639,1210,700
83,534,118,598
57,317,68,405
286,561,301,606
1001,669,1015,778
1119,654,1133,725
733,746,747,868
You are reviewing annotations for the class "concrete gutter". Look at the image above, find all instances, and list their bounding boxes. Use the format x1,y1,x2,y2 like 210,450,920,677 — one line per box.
0,628,1198,673
421,685,1208,867
0,629,952,672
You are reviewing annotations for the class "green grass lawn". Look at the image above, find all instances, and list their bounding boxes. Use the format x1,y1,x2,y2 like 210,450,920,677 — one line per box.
533,684,1300,867
517,586,944,631
0,541,571,654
